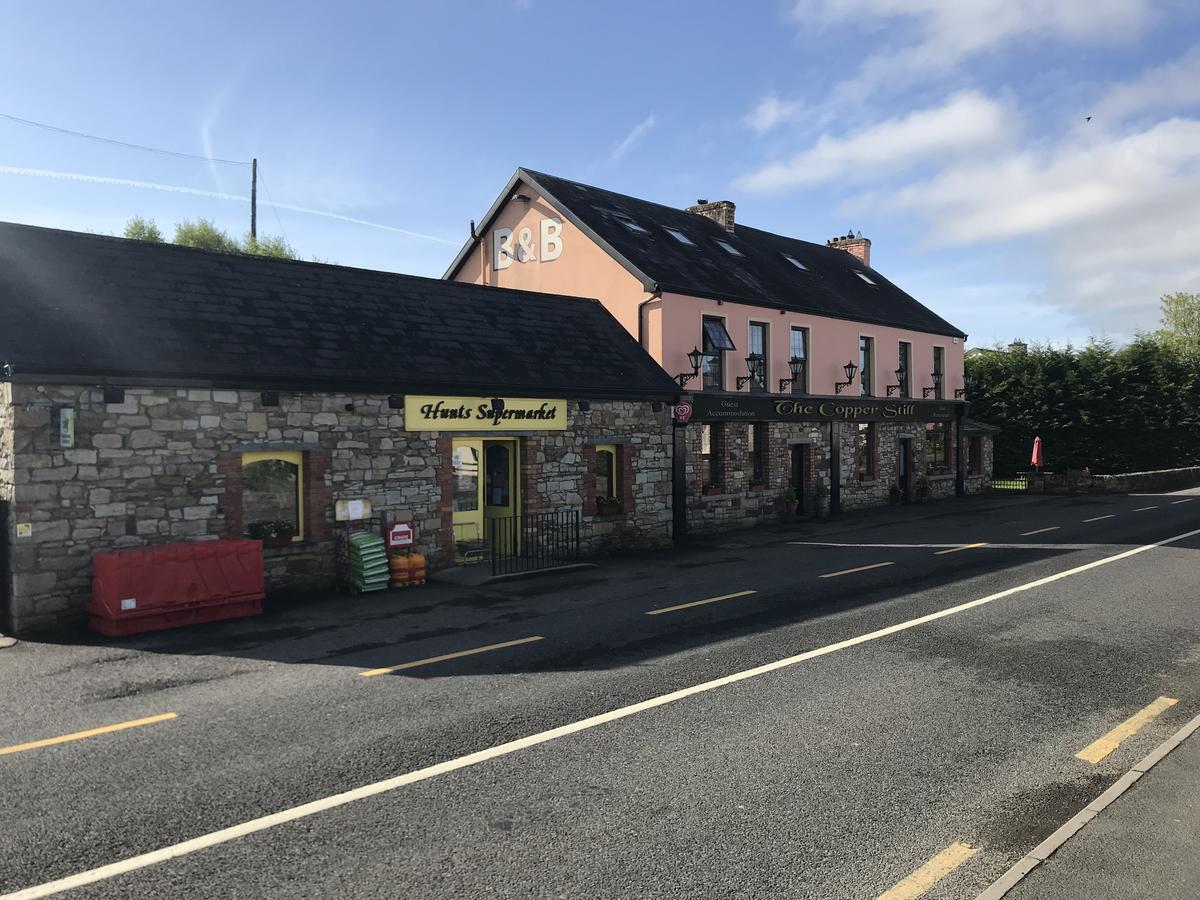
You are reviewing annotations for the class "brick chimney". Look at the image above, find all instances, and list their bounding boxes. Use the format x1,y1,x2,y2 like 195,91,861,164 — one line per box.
686,199,736,232
826,232,871,267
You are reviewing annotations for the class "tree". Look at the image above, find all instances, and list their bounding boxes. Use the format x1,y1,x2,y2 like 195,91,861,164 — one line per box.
171,218,297,259
1157,292,1200,359
173,218,242,254
123,216,164,242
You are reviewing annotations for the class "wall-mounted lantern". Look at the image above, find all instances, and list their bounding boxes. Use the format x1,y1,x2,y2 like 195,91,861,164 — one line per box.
887,366,906,397
779,356,805,393
923,371,943,399
676,346,705,388
737,353,765,391
835,360,859,395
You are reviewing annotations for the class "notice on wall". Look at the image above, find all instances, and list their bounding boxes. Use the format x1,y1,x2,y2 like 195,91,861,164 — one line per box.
335,498,373,521
16,523,32,539
404,396,568,432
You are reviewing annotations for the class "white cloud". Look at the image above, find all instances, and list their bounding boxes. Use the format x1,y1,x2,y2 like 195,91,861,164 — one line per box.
793,0,1157,97
736,91,1007,193
745,95,804,132
610,113,657,162
1099,46,1200,120
880,116,1200,335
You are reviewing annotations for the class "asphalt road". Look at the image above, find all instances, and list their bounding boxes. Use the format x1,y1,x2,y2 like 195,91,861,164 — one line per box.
2,489,1199,899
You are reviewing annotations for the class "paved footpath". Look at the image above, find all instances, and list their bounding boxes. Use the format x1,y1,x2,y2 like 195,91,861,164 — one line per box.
1001,720,1200,899
1,488,1199,899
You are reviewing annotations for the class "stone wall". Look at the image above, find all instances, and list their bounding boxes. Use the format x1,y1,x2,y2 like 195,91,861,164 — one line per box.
964,434,994,495
2,383,672,633
685,420,832,533
1,382,13,630
1033,465,1200,495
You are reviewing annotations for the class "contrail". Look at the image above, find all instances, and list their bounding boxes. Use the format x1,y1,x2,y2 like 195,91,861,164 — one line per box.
0,165,460,245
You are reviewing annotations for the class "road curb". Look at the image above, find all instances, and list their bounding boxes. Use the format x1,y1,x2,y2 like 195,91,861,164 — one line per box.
975,710,1200,900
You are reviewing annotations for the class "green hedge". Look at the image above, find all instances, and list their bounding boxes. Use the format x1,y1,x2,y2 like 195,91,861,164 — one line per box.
966,338,1200,476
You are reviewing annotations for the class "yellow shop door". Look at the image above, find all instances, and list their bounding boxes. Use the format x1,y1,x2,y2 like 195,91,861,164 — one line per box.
451,438,520,556
483,439,519,553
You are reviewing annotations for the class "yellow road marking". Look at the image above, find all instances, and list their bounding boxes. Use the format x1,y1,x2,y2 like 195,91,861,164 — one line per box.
819,561,894,579
935,542,987,555
359,636,544,677
646,590,757,616
1076,696,1178,764
1083,514,1116,523
0,713,177,757
1021,526,1059,536
877,842,978,899
1133,506,1158,512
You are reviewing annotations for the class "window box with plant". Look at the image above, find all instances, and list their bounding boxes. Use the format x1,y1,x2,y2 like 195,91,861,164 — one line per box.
247,519,298,548
596,496,623,516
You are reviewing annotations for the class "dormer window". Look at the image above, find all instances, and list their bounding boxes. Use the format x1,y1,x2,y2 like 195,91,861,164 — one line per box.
664,227,694,246
715,239,743,257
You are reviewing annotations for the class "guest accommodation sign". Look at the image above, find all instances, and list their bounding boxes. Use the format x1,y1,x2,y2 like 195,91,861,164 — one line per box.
690,395,958,423
404,396,568,431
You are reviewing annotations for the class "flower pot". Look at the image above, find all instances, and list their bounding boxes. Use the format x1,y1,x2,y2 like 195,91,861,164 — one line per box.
785,501,798,516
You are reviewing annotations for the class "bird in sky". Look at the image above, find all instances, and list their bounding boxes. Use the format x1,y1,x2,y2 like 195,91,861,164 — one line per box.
1085,116,1092,122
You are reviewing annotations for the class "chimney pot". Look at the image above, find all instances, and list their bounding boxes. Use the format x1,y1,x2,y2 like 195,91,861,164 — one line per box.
827,232,872,267
686,199,736,233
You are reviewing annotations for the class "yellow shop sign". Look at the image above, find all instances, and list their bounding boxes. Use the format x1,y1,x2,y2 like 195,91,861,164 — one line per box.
404,396,568,431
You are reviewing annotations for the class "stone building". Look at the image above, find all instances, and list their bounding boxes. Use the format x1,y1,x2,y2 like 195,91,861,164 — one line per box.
446,168,996,532
0,222,679,633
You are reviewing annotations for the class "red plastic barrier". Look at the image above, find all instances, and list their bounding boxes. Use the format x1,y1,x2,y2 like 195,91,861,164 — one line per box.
90,540,265,636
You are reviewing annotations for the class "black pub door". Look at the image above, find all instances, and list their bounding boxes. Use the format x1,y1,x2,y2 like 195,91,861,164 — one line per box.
790,444,808,512
897,438,911,499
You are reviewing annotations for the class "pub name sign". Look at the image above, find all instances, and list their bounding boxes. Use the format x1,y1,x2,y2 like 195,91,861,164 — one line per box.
689,395,958,423
405,396,568,432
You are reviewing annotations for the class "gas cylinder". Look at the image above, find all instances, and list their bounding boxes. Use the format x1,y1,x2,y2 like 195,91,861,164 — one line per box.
408,552,426,585
389,553,410,587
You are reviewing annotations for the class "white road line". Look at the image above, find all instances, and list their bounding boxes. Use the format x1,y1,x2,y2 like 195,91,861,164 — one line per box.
1172,498,1194,505
1020,527,1059,536
1083,515,1116,523
8,525,1200,900
1133,506,1158,512
789,541,962,549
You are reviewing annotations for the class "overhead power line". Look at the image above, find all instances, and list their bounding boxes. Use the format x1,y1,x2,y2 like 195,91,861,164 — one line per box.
0,111,249,166
0,165,461,245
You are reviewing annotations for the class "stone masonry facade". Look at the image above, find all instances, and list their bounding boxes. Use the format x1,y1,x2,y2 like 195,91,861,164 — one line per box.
1,383,672,633
684,418,993,534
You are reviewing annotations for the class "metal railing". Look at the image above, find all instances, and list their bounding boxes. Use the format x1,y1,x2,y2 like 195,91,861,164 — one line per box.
991,474,1029,492
490,508,581,577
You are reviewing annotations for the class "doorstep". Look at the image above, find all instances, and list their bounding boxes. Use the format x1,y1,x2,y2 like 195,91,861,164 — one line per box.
431,562,598,588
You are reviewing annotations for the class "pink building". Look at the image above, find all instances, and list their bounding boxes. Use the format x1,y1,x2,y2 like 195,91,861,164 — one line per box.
447,169,994,531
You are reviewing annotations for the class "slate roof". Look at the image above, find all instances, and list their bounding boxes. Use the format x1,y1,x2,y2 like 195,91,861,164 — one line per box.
445,168,966,339
0,221,680,399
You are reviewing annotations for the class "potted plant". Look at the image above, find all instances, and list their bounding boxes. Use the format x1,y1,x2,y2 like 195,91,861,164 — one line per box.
915,477,931,504
596,496,622,516
888,482,902,506
248,519,297,548
814,480,829,518
783,485,798,517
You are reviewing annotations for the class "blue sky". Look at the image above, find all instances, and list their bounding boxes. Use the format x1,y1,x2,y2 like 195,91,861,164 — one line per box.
3,1,1199,348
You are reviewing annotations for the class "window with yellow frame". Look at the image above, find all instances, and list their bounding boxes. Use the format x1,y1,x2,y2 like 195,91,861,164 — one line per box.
242,450,305,542
595,443,621,514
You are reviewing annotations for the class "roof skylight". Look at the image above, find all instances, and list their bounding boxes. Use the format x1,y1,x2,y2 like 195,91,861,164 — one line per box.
715,239,743,257
854,271,877,285
782,254,808,271
664,227,695,246
613,213,647,233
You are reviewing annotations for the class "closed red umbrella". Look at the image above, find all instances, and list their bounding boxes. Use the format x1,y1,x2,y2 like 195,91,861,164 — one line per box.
1030,435,1044,470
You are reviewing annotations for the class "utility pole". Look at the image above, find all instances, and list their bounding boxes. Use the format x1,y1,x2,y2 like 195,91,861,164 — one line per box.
250,157,258,241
